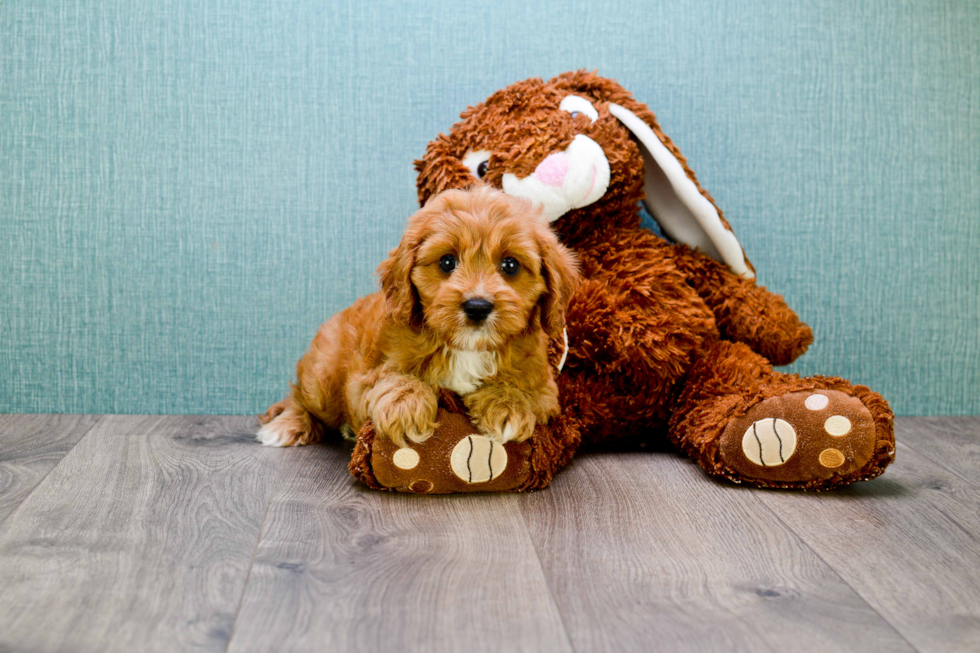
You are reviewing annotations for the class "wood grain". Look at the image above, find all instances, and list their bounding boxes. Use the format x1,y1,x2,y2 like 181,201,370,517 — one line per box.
751,434,980,652
0,414,101,524
0,415,278,653
896,416,980,486
519,452,916,653
2,415,980,652
226,440,573,653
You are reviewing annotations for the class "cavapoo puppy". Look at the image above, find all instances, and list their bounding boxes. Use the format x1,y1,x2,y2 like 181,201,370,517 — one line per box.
258,186,579,449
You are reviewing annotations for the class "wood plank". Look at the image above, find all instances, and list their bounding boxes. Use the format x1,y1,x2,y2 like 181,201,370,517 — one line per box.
0,414,101,524
0,415,278,653
227,440,573,653
751,431,980,652
895,416,980,486
520,452,916,653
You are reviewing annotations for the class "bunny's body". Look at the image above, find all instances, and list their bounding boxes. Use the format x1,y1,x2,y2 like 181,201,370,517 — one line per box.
409,71,895,490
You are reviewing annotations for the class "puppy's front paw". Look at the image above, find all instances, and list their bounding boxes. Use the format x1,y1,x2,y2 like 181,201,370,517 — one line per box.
372,383,439,448
472,403,537,444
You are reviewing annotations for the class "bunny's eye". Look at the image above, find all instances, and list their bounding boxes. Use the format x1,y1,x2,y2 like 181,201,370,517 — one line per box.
462,149,492,180
559,95,599,123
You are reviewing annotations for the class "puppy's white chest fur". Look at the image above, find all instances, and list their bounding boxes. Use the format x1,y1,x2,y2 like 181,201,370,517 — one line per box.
440,347,497,395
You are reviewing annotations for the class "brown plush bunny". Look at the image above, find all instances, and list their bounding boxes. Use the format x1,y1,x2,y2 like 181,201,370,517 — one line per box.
351,70,895,492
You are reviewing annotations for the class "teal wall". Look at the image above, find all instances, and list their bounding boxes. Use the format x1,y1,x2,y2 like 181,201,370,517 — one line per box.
1,0,977,416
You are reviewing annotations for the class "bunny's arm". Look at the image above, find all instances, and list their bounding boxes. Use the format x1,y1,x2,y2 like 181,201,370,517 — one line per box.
562,228,719,388
671,245,813,365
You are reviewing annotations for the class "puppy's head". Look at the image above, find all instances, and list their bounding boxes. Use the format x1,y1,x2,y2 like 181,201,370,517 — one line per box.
378,186,578,350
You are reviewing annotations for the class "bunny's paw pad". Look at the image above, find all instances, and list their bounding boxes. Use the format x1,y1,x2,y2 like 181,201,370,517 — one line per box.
368,409,532,493
718,390,877,484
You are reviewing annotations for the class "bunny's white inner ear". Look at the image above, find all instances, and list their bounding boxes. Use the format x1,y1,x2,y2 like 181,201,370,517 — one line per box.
608,103,754,279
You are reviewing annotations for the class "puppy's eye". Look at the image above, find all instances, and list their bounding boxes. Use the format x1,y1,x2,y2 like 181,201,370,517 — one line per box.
500,257,520,277
476,160,489,179
439,254,457,273
559,95,599,124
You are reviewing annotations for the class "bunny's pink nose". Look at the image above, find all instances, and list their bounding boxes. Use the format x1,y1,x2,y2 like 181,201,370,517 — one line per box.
534,152,569,187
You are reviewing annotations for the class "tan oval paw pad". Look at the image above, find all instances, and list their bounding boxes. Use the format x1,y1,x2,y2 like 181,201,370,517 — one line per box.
819,448,846,468
392,447,420,470
824,415,852,436
805,393,830,410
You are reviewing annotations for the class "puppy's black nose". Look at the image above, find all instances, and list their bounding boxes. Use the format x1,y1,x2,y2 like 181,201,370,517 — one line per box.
462,298,494,322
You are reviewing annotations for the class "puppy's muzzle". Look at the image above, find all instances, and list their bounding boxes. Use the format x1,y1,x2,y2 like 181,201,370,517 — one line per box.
462,298,494,322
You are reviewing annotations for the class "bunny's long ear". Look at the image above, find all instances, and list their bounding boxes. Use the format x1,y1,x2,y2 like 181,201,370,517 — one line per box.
607,102,755,279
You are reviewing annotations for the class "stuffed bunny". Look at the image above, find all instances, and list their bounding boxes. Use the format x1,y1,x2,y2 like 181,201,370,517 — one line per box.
351,70,894,492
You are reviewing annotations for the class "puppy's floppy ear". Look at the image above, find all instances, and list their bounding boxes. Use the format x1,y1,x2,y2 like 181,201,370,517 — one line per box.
535,221,580,338
377,215,427,329
414,134,475,208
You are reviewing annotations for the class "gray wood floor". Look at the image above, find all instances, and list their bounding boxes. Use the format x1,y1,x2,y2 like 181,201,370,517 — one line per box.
0,415,978,653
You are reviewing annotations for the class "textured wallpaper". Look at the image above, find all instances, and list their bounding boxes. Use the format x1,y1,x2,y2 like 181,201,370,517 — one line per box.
1,0,977,415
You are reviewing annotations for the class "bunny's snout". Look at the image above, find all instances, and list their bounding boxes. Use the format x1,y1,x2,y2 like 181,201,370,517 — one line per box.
502,134,611,223
535,152,570,187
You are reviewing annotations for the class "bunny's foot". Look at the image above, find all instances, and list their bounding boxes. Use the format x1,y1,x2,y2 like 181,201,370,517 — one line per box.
716,389,892,487
672,341,895,490
349,390,580,493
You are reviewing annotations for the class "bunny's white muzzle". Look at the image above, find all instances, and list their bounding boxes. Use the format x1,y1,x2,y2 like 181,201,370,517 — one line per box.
501,135,611,223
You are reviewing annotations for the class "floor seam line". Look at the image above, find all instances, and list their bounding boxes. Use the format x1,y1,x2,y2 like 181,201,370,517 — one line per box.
516,495,579,653
897,440,980,492
0,414,105,531
750,492,925,653
224,453,282,653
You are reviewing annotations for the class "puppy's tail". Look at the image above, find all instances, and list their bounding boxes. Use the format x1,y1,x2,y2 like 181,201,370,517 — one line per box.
258,399,289,425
